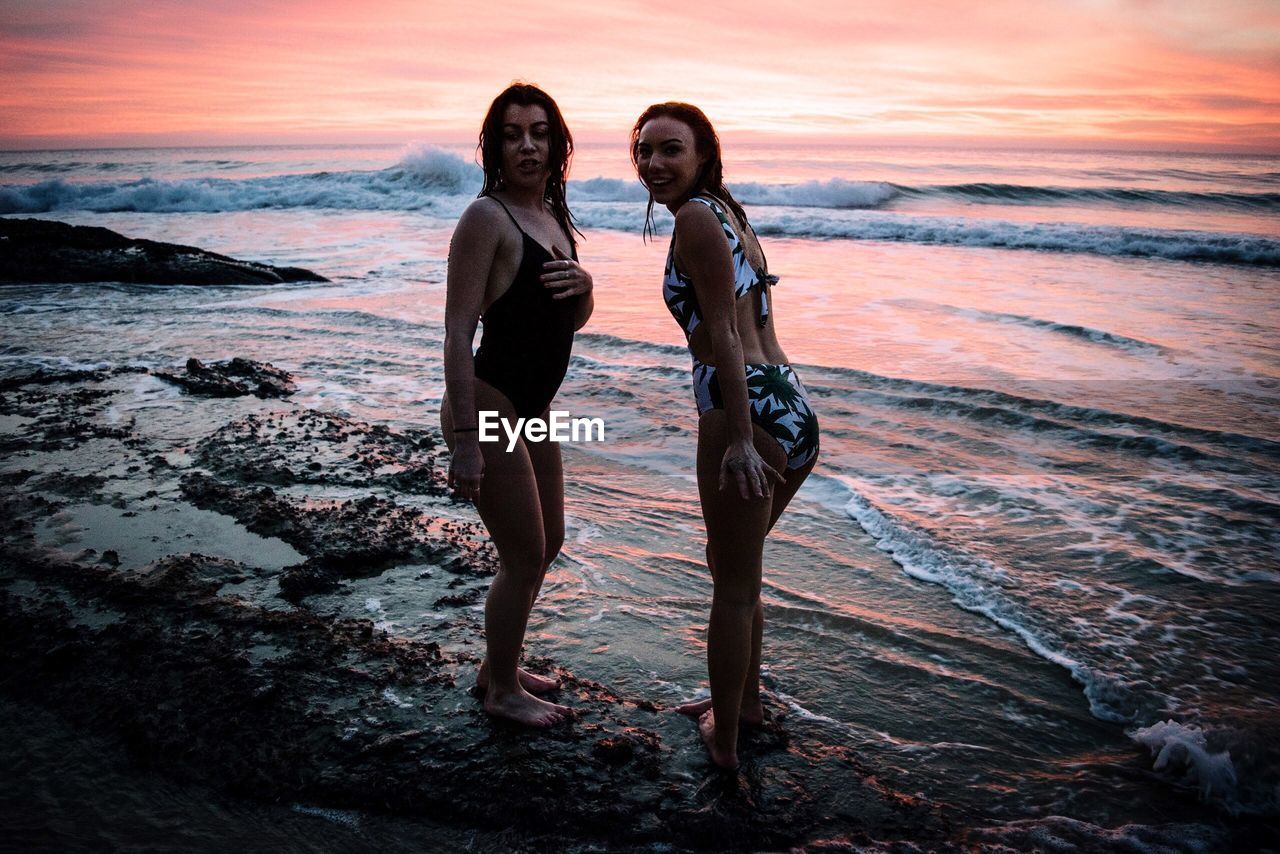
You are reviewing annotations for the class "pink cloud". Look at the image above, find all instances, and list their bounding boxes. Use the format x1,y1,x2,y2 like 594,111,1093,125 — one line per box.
1,0,1276,150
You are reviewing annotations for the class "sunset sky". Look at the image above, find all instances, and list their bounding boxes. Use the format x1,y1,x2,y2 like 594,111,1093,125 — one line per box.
2,0,1277,151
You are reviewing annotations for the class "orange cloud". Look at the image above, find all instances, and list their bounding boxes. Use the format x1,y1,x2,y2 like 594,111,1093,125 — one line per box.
1,0,1276,150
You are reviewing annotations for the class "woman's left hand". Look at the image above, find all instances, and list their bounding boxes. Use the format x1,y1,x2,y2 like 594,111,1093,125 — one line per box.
720,439,785,500
541,245,593,299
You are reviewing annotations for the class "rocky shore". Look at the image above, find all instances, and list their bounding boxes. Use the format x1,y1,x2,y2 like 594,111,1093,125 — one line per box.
8,361,1270,850
0,358,970,851
0,218,328,285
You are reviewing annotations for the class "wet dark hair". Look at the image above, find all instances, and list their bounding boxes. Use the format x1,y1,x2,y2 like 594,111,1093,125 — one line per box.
478,82,580,242
630,102,751,242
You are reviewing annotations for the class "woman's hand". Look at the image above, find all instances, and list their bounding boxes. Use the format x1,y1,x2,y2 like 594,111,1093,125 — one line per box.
541,245,593,299
448,439,484,503
720,439,784,500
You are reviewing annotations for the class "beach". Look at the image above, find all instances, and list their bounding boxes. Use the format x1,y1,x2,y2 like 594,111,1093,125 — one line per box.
2,142,1278,850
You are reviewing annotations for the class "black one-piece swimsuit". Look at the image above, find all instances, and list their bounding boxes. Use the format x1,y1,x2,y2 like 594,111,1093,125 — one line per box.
472,197,580,419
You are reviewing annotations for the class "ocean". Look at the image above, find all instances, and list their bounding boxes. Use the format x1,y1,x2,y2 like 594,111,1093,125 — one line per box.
1,140,1277,848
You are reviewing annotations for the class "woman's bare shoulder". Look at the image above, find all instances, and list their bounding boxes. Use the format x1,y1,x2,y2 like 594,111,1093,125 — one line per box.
673,198,732,279
450,197,517,259
673,197,722,233
456,195,509,229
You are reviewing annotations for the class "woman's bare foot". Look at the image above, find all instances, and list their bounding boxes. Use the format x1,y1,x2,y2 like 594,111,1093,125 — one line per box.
483,686,571,728
697,709,739,770
476,661,559,695
674,696,764,726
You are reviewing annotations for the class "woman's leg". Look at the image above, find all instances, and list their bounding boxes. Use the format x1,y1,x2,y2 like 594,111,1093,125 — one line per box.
677,452,816,724
522,420,566,598
675,543,765,723
443,385,570,726
505,422,566,692
471,411,565,696
695,410,787,769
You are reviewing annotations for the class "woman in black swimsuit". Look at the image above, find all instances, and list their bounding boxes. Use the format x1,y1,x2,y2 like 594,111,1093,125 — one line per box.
441,83,594,728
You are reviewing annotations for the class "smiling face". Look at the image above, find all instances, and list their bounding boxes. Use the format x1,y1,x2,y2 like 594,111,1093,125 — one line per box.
501,103,551,191
634,116,706,209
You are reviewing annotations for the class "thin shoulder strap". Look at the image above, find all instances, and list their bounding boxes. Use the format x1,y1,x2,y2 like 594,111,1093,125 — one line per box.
711,195,772,279
687,195,733,239
692,194,750,257
486,195,528,238
489,194,578,260
699,193,774,325
744,218,773,279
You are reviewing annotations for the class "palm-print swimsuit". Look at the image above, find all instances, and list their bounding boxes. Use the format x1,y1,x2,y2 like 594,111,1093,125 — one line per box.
663,195,819,469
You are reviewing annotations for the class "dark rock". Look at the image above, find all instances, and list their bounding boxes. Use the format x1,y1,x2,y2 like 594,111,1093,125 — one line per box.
361,729,424,756
278,560,339,601
153,358,296,399
29,472,107,499
592,735,636,765
0,370,145,452
432,587,483,608
190,410,446,495
178,471,495,597
0,218,328,285
135,554,251,595
0,366,148,393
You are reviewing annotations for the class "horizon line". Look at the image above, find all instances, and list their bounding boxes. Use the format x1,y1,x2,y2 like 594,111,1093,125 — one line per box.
2,134,1278,158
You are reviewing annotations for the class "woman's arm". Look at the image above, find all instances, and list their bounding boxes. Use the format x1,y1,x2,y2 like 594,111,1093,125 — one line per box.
573,288,594,331
443,200,503,499
541,244,594,330
676,203,782,499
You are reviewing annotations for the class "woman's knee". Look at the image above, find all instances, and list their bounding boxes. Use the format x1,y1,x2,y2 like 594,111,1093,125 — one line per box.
497,540,547,586
711,578,761,609
542,534,563,572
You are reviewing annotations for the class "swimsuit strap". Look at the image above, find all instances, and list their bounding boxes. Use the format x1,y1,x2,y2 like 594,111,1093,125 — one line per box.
487,195,578,260
744,218,777,287
691,195,772,328
487,196,530,239
695,195,772,276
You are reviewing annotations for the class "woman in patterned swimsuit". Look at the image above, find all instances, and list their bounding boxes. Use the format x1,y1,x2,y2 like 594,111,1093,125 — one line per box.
631,103,819,769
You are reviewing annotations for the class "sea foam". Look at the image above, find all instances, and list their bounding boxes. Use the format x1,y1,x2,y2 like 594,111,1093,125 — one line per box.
1132,720,1239,805
394,142,480,193
842,482,1278,816
746,210,1280,267
4,149,1278,266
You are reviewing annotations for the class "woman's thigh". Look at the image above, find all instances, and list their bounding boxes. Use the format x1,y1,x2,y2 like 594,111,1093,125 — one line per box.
696,410,788,597
442,381,545,566
767,453,816,534
522,419,565,563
